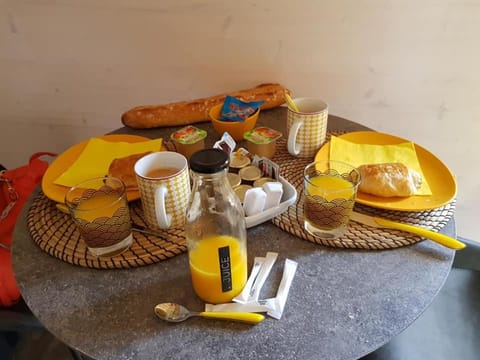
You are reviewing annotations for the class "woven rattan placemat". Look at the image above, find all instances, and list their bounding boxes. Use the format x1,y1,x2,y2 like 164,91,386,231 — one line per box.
27,195,186,269
270,136,456,250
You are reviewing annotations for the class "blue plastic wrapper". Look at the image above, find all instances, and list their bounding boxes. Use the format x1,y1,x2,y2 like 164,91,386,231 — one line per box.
220,96,264,122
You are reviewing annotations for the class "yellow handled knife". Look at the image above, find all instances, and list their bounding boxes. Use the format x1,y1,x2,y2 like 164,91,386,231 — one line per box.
350,211,465,250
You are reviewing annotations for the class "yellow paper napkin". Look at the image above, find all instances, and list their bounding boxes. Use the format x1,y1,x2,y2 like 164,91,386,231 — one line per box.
329,135,432,195
54,137,163,187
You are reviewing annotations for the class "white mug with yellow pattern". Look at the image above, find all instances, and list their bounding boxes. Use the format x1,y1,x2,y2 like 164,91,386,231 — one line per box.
134,152,190,230
287,98,328,158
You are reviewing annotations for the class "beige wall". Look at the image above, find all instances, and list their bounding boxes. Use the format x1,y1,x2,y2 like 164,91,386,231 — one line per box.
1,0,478,240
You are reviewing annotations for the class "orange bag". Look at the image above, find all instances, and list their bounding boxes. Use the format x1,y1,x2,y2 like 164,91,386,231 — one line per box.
0,152,56,307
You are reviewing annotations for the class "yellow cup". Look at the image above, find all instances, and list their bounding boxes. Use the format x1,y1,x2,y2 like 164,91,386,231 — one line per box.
65,176,133,257
134,152,190,230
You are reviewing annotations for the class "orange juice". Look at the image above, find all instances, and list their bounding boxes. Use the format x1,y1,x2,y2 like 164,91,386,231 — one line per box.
188,235,247,304
74,192,124,222
303,161,360,239
304,175,356,233
306,175,355,201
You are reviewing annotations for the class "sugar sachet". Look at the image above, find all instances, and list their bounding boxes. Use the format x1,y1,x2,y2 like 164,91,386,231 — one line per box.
207,255,298,320
233,252,278,304
266,258,297,319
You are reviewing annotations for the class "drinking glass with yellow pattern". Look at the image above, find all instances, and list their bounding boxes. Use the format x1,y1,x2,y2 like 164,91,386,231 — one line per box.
303,160,360,239
65,176,133,257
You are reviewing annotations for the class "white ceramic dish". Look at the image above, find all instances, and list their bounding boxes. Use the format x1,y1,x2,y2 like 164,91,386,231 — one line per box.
245,176,297,228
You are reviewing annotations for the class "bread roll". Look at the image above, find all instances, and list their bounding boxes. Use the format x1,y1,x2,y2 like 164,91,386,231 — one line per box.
121,83,290,129
108,152,151,189
357,163,422,197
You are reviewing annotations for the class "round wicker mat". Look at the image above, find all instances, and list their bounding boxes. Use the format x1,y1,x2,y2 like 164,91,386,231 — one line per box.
271,135,456,250
27,195,187,269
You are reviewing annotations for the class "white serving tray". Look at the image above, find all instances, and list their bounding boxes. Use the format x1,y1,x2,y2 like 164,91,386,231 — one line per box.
245,176,298,228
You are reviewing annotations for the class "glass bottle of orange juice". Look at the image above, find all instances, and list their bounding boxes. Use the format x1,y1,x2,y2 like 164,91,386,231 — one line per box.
185,149,247,304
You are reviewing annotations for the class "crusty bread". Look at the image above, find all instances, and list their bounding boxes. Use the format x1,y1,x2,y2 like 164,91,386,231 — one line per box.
108,152,151,189
357,163,422,197
121,83,290,129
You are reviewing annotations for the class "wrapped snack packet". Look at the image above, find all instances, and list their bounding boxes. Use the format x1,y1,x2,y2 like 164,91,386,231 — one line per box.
220,96,264,122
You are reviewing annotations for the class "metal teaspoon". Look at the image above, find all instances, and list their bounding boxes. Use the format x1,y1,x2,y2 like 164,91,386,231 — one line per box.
154,302,265,324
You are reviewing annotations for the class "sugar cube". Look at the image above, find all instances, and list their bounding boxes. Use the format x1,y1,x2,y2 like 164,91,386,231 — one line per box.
243,188,267,216
263,182,283,209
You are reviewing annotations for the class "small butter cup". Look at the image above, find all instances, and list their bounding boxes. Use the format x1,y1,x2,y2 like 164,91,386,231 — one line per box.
229,155,251,173
227,172,242,189
243,127,282,159
239,165,262,185
234,184,253,204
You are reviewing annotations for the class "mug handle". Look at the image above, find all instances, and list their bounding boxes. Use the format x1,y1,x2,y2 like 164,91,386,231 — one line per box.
154,185,172,229
287,120,303,156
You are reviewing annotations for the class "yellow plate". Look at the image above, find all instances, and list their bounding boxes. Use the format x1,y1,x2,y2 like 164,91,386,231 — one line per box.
315,131,457,211
42,134,153,204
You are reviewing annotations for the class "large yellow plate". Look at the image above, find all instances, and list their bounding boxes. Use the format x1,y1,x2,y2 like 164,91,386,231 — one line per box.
315,131,457,211
42,134,153,204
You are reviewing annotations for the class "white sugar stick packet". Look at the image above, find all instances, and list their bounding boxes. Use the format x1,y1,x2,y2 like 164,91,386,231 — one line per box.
264,258,298,319
205,302,270,313
230,255,264,304
233,252,278,304
206,254,274,313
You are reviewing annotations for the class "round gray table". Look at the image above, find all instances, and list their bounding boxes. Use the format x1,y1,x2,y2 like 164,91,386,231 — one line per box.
12,107,455,360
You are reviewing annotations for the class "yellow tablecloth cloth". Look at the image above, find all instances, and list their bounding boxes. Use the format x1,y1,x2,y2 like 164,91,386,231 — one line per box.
54,137,163,187
329,136,432,195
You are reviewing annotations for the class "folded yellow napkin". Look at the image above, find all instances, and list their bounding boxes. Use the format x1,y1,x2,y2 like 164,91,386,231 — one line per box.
329,136,432,195
54,137,163,187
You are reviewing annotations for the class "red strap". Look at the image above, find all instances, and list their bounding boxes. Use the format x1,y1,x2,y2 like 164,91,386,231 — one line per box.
29,152,57,163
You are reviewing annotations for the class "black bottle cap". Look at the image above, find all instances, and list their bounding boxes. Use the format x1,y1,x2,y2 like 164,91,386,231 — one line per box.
189,149,230,173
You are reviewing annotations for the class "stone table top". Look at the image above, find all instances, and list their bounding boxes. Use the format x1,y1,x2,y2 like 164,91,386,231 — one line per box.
12,107,455,360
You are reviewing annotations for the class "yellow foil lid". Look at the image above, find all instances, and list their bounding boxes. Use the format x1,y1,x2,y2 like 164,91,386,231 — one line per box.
230,155,251,170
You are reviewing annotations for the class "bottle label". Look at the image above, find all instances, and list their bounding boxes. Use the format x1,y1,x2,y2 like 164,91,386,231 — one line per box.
218,246,232,292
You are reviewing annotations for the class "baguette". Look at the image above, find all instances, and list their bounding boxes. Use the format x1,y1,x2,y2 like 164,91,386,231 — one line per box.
121,83,290,129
